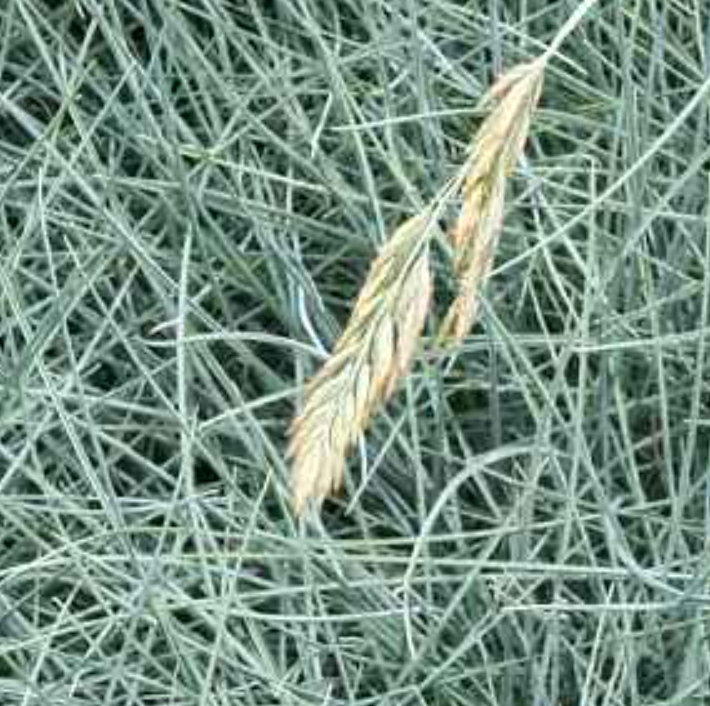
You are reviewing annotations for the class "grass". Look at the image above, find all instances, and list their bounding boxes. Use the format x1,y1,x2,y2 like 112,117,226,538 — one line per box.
1,0,710,704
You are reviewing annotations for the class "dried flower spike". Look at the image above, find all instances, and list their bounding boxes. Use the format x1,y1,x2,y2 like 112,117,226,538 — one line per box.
438,59,545,344
290,214,432,515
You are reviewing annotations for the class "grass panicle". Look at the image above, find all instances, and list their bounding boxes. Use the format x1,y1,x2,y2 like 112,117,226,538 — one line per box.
289,60,545,513
439,59,545,344
289,214,432,515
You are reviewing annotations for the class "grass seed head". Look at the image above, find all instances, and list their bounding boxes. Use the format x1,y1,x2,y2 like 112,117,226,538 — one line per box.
289,214,432,515
438,60,544,344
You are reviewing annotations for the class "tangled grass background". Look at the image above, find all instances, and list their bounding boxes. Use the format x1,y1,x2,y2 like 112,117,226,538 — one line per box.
1,1,709,703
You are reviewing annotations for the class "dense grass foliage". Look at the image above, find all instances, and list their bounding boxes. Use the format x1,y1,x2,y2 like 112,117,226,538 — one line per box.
1,1,709,703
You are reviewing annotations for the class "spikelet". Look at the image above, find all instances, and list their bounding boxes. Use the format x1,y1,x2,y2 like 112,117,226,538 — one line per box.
289,214,432,515
438,59,545,344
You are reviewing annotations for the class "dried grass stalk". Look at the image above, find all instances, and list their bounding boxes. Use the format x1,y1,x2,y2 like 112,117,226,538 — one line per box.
287,0,602,515
289,214,432,515
438,59,545,344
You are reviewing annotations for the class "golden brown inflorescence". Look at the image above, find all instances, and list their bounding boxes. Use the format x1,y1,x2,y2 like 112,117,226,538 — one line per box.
289,214,433,515
438,59,544,344
290,59,546,516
